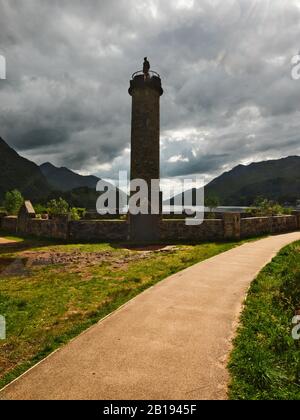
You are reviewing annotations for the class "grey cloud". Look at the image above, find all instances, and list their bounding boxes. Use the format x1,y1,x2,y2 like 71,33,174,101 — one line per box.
0,0,300,182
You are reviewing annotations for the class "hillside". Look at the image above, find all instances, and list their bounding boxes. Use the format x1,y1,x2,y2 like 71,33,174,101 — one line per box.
169,156,300,206
206,157,300,205
0,138,126,209
40,162,100,192
0,137,51,202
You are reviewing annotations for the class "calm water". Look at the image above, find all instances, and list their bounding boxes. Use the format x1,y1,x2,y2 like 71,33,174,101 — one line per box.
162,206,249,214
114,206,250,214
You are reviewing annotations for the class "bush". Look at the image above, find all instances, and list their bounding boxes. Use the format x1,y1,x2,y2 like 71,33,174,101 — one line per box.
70,208,86,221
3,190,24,215
47,198,69,216
205,195,220,218
34,204,47,215
251,197,291,217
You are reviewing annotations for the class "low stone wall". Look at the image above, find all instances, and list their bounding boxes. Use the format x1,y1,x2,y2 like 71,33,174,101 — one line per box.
160,219,224,242
241,217,273,238
241,215,298,238
69,220,129,242
272,215,298,234
19,217,69,240
0,211,299,243
0,216,18,233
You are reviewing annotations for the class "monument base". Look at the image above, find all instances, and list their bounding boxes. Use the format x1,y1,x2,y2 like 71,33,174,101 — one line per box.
129,214,161,243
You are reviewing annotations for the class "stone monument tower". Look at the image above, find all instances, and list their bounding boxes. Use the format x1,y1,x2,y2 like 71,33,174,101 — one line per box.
129,59,163,242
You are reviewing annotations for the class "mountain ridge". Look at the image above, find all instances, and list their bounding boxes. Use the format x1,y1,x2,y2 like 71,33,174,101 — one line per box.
1,137,300,207
40,162,100,192
0,137,51,202
168,156,300,206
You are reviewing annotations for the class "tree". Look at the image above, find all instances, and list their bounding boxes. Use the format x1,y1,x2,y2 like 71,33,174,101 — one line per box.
205,195,220,217
3,190,24,215
47,198,69,216
251,197,290,216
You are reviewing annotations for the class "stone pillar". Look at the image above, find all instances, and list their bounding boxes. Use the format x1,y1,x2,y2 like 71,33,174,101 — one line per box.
223,213,241,240
292,211,300,229
17,200,36,235
128,68,163,242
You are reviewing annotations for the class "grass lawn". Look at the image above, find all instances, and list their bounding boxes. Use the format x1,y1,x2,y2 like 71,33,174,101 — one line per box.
229,241,300,400
0,234,244,389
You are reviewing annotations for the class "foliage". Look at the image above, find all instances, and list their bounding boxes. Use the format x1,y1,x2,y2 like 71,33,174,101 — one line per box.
34,204,48,215
47,198,69,216
3,190,24,215
70,207,86,221
229,242,300,400
205,195,220,218
250,197,291,217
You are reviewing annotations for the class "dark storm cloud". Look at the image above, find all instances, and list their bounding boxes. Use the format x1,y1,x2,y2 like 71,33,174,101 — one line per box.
0,0,300,182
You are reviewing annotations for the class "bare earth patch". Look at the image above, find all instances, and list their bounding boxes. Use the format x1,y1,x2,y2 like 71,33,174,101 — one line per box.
18,246,179,274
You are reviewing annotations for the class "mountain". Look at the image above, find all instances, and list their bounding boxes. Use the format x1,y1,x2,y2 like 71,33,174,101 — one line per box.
169,156,300,206
40,162,100,192
0,137,126,210
40,162,127,209
0,137,51,202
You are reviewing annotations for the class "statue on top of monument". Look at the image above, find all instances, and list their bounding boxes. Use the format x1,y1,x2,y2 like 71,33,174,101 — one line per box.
143,57,150,79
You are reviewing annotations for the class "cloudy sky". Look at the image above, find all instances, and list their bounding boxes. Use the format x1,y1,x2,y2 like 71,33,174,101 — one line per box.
0,0,300,192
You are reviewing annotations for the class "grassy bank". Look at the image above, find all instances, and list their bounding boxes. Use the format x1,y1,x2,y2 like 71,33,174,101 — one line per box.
0,235,243,389
229,241,300,400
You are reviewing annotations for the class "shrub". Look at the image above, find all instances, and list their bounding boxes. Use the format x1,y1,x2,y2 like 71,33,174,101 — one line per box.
205,195,220,218
3,190,24,215
34,204,47,215
70,208,81,221
47,198,69,216
251,197,291,217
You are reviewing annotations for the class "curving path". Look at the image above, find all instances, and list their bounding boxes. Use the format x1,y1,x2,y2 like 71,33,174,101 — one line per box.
0,238,16,244
1,232,300,400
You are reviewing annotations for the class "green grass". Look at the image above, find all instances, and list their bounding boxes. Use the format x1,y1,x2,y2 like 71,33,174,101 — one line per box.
0,236,245,389
229,241,300,400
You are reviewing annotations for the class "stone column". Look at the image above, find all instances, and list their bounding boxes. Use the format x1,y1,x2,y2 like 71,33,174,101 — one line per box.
128,69,163,242
223,213,241,240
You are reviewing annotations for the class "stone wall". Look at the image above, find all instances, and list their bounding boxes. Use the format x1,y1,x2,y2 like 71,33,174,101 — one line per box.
0,216,18,233
18,217,69,240
0,210,299,243
69,220,129,242
160,219,224,242
240,215,298,238
272,215,298,234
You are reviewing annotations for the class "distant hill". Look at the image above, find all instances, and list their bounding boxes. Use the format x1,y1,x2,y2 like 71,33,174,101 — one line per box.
0,137,126,210
0,137,51,202
40,162,127,209
40,162,100,192
169,156,300,206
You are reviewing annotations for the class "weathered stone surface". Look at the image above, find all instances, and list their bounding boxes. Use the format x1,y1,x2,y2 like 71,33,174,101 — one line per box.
129,73,163,242
223,213,241,240
19,201,35,218
1,210,299,244
160,219,224,242
292,211,300,229
69,220,129,242
0,216,18,233
240,215,298,238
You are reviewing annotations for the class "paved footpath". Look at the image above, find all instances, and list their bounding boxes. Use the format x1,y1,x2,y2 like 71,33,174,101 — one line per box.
0,238,16,244
1,232,300,400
